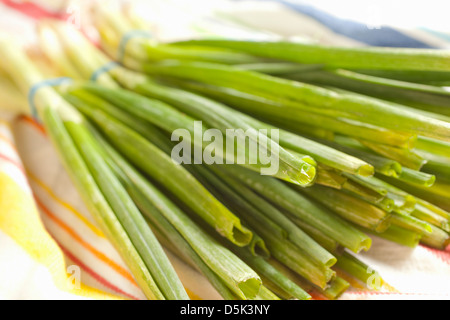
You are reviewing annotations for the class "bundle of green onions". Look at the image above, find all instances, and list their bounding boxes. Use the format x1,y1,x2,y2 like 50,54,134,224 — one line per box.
1,6,450,300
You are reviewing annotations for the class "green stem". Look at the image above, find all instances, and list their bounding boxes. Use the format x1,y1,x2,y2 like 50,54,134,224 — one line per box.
390,211,433,235
298,185,391,232
367,225,422,248
420,225,450,250
177,39,450,72
287,68,450,118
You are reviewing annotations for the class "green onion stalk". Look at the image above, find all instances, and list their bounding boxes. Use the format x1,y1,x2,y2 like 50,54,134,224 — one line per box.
365,225,422,248
176,39,450,72
346,69,450,87
285,68,450,118
297,185,392,233
268,259,350,300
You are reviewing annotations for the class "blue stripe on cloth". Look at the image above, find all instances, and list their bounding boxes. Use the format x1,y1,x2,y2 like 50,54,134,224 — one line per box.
241,0,436,48
419,27,450,43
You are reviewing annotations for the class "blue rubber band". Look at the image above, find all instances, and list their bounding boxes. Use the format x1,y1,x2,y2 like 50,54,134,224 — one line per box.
90,61,120,82
117,30,153,63
27,77,73,121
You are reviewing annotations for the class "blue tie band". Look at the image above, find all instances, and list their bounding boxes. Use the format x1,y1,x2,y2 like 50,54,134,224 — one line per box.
27,77,73,121
117,30,153,63
90,61,120,82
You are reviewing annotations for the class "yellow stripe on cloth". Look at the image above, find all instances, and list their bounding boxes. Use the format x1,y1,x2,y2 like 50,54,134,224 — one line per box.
26,169,105,239
0,171,121,300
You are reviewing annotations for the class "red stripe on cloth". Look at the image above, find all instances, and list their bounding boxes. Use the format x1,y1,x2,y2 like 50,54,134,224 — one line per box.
0,0,99,46
57,241,140,300
20,115,47,136
420,245,450,265
0,153,26,175
308,291,327,300
35,196,138,285
0,0,67,20
345,291,450,297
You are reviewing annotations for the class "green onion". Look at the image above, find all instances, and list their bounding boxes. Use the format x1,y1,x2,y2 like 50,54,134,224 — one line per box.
243,255,311,300
149,221,238,300
321,277,351,300
368,225,422,248
397,167,436,187
185,165,284,251
334,251,382,289
215,237,311,300
421,225,450,250
360,140,427,170
298,185,391,232
286,217,341,254
320,136,403,177
341,179,389,207
416,136,450,159
0,75,28,115
390,212,433,235
51,22,119,88
43,107,167,300
273,258,350,300
381,176,450,212
411,204,450,232
346,175,417,213
6,12,450,303
37,21,84,80
315,166,348,189
286,68,450,118
254,286,281,300
238,62,322,75
176,39,450,72
351,69,450,87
